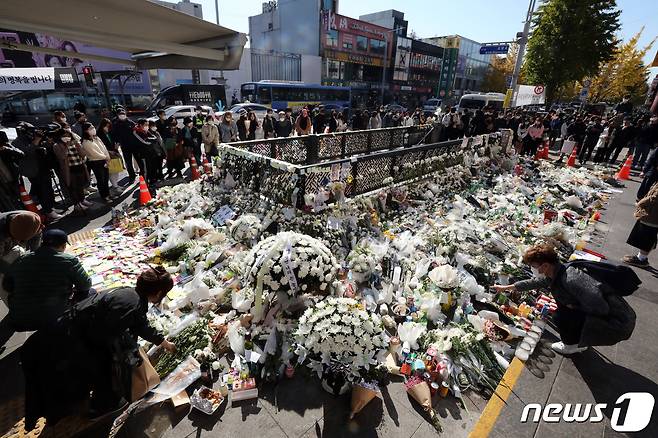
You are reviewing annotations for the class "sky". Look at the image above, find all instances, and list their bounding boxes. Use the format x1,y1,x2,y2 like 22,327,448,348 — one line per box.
201,0,657,75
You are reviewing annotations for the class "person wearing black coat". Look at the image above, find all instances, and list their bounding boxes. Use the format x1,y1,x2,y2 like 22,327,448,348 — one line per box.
274,111,293,137
70,267,176,416
638,148,658,200
236,111,248,141
112,109,140,180
578,118,604,164
606,118,637,164
262,109,276,139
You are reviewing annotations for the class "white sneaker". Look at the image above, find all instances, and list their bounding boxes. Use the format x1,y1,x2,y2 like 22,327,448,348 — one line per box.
551,342,588,355
46,211,63,220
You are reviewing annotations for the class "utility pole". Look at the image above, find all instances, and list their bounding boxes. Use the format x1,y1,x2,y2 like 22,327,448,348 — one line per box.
508,0,536,107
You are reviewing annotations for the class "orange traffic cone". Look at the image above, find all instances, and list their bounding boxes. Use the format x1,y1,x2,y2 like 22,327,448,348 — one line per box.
616,155,633,180
542,142,550,159
189,156,201,181
567,147,578,167
18,185,45,220
138,176,152,205
202,155,212,175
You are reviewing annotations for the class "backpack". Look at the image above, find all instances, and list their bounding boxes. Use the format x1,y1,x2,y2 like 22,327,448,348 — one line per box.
566,260,641,296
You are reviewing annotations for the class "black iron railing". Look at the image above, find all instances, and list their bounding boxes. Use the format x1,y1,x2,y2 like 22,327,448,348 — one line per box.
225,124,441,165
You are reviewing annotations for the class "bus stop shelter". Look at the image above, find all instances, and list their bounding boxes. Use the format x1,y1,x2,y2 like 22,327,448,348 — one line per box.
0,0,247,70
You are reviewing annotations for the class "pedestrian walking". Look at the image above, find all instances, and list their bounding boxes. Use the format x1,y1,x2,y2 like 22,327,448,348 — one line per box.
262,109,276,139
219,112,238,142
274,111,292,137
606,117,636,164
52,128,90,215
295,108,312,136
578,117,604,164
112,109,139,182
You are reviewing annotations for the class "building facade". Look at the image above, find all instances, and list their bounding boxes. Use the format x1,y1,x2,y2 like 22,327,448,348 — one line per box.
423,35,492,101
320,10,393,108
152,0,203,19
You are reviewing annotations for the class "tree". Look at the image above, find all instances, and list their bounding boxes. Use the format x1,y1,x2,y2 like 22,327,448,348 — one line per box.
481,45,518,93
524,0,621,106
588,28,656,105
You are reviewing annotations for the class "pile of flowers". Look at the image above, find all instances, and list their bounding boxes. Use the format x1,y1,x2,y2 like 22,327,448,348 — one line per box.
293,297,389,382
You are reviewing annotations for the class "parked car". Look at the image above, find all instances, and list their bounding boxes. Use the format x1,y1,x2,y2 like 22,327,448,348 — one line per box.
423,98,442,114
146,105,213,128
384,104,407,113
216,103,269,122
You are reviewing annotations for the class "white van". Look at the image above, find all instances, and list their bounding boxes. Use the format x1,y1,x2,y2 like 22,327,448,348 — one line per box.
457,93,505,113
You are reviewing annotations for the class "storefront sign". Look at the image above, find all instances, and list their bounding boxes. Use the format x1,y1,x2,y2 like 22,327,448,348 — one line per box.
0,67,55,90
324,49,384,67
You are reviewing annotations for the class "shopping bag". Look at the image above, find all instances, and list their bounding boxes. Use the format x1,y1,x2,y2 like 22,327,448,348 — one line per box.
108,157,125,174
131,347,160,401
560,139,576,154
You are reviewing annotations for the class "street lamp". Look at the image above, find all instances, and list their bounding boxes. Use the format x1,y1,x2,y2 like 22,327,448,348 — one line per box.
380,27,406,107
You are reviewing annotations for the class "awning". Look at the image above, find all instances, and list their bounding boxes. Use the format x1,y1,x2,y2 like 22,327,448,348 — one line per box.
0,0,247,70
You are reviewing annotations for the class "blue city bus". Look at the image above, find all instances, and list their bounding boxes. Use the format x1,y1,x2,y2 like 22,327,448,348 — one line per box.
240,81,351,113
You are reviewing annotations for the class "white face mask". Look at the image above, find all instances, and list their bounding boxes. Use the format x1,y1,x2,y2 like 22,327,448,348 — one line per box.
61,137,71,143
89,128,96,136
150,126,157,132
118,114,127,120
531,266,546,280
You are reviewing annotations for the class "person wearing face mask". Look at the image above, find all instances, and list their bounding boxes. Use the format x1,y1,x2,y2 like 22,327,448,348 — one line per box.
246,111,259,140
201,115,220,157
492,244,636,355
147,120,166,181
236,110,248,141
274,111,292,137
80,122,112,202
192,106,205,145
219,112,238,143
52,110,67,129
295,108,312,136
262,109,275,139
164,117,185,179
71,111,87,138
180,116,201,166
51,128,90,214
131,119,160,186
112,109,139,182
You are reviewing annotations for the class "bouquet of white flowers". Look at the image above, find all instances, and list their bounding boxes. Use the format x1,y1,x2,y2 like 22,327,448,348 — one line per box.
293,297,389,382
346,243,381,283
239,232,341,318
229,214,262,244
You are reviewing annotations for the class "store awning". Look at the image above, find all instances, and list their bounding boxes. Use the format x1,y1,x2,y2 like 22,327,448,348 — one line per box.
0,0,247,70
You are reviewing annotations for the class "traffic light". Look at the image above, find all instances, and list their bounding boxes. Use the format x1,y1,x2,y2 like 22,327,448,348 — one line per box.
82,65,95,87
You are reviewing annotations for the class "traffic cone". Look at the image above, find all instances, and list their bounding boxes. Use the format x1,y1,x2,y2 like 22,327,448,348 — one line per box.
189,156,201,181
202,155,212,176
138,176,152,205
542,142,550,159
18,185,45,220
615,155,633,180
567,147,578,167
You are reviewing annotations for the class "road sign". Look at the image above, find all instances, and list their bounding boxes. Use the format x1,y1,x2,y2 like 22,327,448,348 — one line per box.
533,85,544,95
479,44,510,55
582,79,591,88
513,84,546,107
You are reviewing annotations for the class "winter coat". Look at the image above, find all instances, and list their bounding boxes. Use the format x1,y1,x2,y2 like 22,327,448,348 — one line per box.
514,264,636,347
638,149,658,200
274,119,293,137
81,137,111,162
112,118,136,151
368,114,382,130
295,115,312,136
219,121,238,142
52,141,89,187
262,116,275,138
201,122,220,151
635,181,658,226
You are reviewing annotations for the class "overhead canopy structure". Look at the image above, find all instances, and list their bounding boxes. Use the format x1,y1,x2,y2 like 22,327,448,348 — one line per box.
0,0,247,70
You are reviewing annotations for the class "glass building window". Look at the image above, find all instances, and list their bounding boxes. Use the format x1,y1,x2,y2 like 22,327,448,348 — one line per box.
356,36,368,52
326,29,338,47
343,41,353,50
369,39,386,55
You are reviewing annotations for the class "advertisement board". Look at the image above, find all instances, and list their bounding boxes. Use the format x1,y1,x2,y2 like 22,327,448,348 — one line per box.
394,37,411,82
0,29,151,94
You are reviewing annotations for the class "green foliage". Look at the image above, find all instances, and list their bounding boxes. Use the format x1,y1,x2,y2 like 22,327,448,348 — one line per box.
524,0,621,104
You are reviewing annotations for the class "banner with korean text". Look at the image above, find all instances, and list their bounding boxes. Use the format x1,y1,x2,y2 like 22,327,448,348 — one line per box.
0,67,55,90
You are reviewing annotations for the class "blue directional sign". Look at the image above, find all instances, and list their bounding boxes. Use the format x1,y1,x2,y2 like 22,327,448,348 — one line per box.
480,44,510,55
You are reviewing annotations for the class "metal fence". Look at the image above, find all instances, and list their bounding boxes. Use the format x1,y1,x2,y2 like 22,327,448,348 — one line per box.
225,124,441,165
217,129,503,209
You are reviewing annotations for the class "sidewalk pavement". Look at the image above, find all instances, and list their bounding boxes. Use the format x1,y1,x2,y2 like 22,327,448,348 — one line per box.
488,173,658,438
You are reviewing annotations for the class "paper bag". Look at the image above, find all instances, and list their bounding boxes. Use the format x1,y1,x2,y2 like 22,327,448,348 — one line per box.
131,348,161,401
560,139,576,155
350,383,380,419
